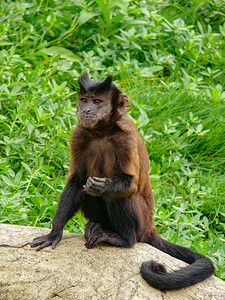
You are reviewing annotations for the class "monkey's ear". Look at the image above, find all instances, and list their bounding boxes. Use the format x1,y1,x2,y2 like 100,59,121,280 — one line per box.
78,73,90,93
95,76,112,94
118,94,129,115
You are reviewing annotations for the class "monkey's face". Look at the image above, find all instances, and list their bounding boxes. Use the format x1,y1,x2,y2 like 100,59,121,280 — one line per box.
77,93,112,129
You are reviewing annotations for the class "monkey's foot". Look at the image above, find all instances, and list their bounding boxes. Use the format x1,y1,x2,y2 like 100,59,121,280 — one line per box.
84,222,107,249
84,232,107,249
84,222,102,240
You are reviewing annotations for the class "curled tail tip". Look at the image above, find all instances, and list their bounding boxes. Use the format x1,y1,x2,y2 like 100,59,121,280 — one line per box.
141,260,167,276
140,258,215,291
140,260,168,291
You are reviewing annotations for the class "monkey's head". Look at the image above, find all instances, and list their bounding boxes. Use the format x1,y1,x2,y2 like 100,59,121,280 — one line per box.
77,73,129,129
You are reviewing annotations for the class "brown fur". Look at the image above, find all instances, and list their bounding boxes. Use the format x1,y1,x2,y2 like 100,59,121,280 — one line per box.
31,74,214,291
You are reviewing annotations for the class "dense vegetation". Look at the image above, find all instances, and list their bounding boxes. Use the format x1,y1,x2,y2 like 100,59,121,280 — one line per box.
0,0,224,280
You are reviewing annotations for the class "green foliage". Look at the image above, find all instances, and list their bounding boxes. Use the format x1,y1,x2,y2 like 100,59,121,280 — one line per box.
0,0,224,279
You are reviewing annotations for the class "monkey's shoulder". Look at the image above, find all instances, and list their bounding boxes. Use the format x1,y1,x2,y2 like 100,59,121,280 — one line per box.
117,116,147,150
116,116,139,134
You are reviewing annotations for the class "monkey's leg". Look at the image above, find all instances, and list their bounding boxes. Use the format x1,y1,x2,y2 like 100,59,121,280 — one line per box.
84,221,135,249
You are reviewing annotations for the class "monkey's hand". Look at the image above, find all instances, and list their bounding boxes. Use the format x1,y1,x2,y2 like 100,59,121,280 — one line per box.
83,177,110,196
30,230,62,251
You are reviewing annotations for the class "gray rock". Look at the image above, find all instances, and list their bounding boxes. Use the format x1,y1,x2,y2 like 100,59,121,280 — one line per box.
0,224,224,300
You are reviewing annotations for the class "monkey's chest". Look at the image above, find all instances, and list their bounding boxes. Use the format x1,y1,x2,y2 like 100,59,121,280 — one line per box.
83,139,117,178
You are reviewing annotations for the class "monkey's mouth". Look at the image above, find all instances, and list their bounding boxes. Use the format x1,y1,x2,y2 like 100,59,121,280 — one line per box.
80,115,98,128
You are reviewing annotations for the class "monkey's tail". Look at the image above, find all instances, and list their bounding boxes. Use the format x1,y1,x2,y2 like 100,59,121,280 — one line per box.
141,230,214,290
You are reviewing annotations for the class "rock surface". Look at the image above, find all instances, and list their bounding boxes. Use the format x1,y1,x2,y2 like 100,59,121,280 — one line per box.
0,224,224,300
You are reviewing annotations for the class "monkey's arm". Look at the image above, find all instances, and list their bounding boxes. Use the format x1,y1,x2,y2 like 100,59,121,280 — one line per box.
31,176,83,250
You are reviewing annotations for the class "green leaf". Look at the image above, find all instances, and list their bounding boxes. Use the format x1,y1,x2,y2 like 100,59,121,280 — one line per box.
1,175,14,186
40,112,54,120
27,121,34,135
110,0,128,15
138,107,149,127
95,0,110,26
78,10,98,25
11,85,22,96
21,162,32,174
212,88,220,103
0,42,12,46
111,13,125,25
37,47,80,62
219,23,225,36
15,172,22,184
196,124,203,133
0,115,7,121
148,66,164,73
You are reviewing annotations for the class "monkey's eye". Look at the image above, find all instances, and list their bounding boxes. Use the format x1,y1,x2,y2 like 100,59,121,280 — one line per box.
80,98,87,103
93,99,102,104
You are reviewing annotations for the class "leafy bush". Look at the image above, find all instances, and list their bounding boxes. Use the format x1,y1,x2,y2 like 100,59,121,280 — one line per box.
0,0,224,280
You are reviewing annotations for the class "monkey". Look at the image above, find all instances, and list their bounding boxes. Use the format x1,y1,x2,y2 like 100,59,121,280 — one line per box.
31,73,214,291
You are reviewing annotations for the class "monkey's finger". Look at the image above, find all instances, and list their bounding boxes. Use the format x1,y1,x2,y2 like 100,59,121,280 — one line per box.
84,241,95,249
85,181,103,192
52,238,61,249
87,177,104,184
86,177,96,185
84,179,105,195
31,237,46,247
89,184,104,191
86,232,106,248
85,235,99,248
86,178,95,188
87,177,105,188
31,236,44,243
90,223,101,235
85,222,100,238
36,240,52,251
86,185,103,194
92,177,107,183
92,182,106,188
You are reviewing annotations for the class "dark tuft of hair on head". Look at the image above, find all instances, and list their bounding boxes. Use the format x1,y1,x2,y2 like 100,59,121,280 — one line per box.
78,73,90,93
94,76,112,94
78,73,119,94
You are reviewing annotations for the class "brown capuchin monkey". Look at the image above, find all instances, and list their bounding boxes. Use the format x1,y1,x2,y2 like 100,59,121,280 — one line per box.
31,73,214,290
